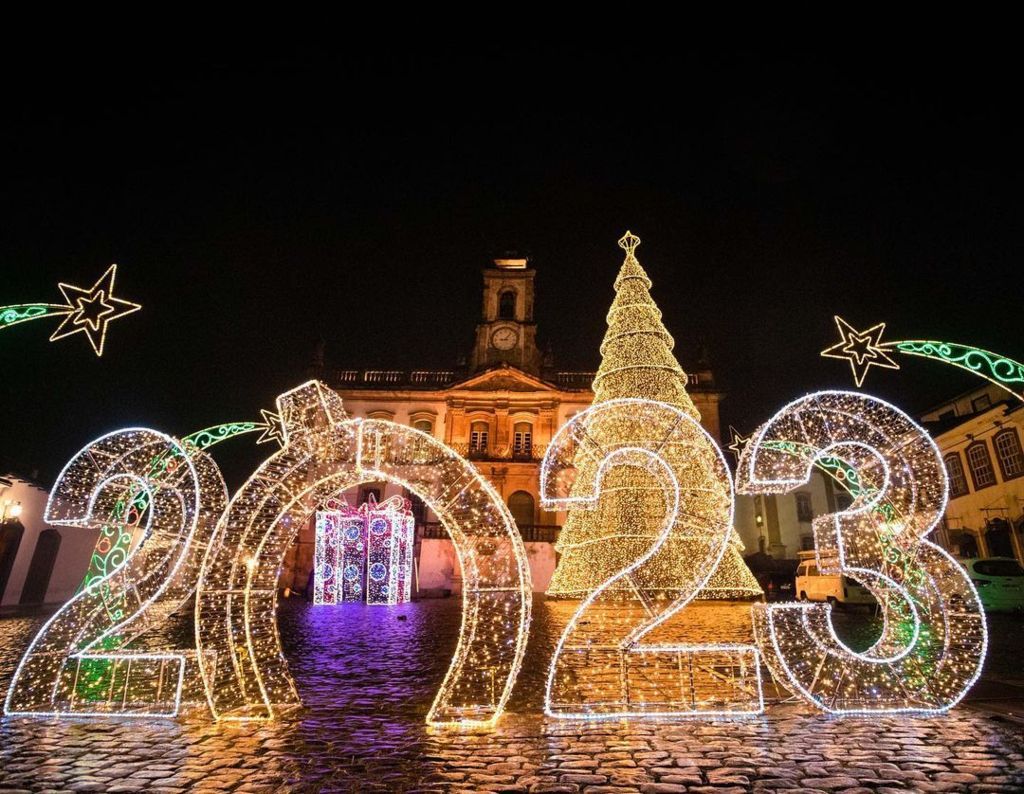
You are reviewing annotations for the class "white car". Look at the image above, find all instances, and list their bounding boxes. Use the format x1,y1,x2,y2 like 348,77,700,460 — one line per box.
961,557,1024,612
794,552,875,607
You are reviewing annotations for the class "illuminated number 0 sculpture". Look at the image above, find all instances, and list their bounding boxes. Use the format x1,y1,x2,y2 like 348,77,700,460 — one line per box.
194,381,531,726
736,391,987,714
541,398,763,718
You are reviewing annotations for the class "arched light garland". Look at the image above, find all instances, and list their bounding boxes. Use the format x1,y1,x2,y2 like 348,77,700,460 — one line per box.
541,398,763,719
80,418,284,593
194,380,531,727
4,428,228,717
0,265,141,355
735,390,988,714
822,315,1024,400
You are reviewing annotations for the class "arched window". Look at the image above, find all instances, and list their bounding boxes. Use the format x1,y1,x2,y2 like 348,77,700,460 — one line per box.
966,441,996,490
469,421,489,456
513,422,533,459
508,491,535,531
944,452,969,497
413,419,433,435
994,428,1024,480
498,290,516,320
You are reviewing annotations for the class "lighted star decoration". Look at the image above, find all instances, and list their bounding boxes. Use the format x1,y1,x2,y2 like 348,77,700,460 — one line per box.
822,314,1024,402
256,408,286,446
820,315,900,387
727,425,751,465
47,265,141,356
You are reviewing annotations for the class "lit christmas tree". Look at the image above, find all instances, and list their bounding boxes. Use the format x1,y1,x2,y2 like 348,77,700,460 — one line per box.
546,232,762,600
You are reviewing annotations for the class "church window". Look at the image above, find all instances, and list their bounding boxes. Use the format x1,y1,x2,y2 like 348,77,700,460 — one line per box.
513,422,533,459
498,290,516,320
470,421,489,456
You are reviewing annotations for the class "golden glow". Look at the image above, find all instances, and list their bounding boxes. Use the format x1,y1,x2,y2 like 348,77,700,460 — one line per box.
547,231,761,601
541,398,763,718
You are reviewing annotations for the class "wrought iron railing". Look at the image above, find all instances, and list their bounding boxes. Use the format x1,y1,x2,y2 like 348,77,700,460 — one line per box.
420,522,560,543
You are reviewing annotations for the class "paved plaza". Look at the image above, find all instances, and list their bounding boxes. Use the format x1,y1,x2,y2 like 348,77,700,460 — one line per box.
1,599,1023,793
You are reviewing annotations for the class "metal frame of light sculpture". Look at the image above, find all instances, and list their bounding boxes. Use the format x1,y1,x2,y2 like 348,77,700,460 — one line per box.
4,428,228,717
735,390,988,715
79,420,282,594
194,380,532,727
0,265,141,355
822,315,1024,400
541,398,763,719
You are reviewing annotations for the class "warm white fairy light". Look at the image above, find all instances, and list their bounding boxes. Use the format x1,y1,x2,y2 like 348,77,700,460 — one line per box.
541,398,763,719
194,380,531,726
4,428,227,717
736,390,988,714
548,232,760,601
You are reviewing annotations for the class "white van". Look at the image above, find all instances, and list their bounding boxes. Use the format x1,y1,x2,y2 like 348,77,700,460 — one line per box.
794,551,875,607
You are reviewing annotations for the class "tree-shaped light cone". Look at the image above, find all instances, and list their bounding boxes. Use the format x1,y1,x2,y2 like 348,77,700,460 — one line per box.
546,233,761,600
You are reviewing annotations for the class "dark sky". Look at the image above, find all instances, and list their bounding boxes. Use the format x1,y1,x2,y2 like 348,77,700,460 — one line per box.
1,47,1020,487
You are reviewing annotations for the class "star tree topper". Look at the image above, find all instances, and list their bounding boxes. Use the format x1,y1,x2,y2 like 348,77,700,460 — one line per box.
49,264,141,356
821,315,899,387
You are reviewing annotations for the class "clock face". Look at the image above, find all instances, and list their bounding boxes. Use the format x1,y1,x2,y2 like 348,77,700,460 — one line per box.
491,326,519,351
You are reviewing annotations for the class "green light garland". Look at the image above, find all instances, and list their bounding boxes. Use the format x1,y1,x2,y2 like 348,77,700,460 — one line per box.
894,340,1024,397
0,304,70,330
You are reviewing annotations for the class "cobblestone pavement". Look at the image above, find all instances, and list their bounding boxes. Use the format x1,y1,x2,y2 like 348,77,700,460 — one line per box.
1,599,1023,793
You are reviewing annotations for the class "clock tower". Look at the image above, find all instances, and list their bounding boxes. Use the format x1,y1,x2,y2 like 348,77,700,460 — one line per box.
468,255,542,375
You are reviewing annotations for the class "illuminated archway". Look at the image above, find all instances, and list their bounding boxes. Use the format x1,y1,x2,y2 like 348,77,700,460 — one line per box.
195,381,532,726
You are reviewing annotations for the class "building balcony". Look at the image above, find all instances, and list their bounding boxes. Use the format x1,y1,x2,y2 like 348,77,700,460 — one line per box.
420,522,560,543
452,443,546,463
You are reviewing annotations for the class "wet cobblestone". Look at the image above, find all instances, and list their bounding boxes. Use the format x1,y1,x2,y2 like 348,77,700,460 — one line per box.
1,599,1022,792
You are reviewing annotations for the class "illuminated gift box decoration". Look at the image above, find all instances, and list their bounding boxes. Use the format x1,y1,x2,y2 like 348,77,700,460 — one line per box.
313,495,415,605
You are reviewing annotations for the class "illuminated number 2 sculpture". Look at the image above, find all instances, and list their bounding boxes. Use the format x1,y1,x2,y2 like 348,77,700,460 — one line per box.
736,391,988,714
194,381,531,726
4,429,227,716
541,398,763,718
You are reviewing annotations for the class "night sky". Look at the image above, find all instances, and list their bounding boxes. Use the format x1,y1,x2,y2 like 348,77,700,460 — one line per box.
1,47,1020,487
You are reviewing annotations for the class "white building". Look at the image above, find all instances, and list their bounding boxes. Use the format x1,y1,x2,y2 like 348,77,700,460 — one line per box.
0,473,97,608
921,383,1024,565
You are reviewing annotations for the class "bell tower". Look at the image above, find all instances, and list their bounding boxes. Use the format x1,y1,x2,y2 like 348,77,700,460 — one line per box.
469,255,541,375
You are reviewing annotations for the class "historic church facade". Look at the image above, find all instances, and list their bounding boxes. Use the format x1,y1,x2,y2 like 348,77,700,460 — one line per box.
280,255,724,595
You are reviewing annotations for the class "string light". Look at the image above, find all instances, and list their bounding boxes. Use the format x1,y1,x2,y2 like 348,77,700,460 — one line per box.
0,264,141,355
4,428,228,717
548,232,761,601
735,390,988,714
822,315,1024,400
541,398,763,719
194,380,531,727
80,420,281,593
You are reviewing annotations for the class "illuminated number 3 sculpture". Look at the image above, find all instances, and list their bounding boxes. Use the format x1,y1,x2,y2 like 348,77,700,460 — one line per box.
541,398,763,718
194,381,531,726
736,391,987,714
